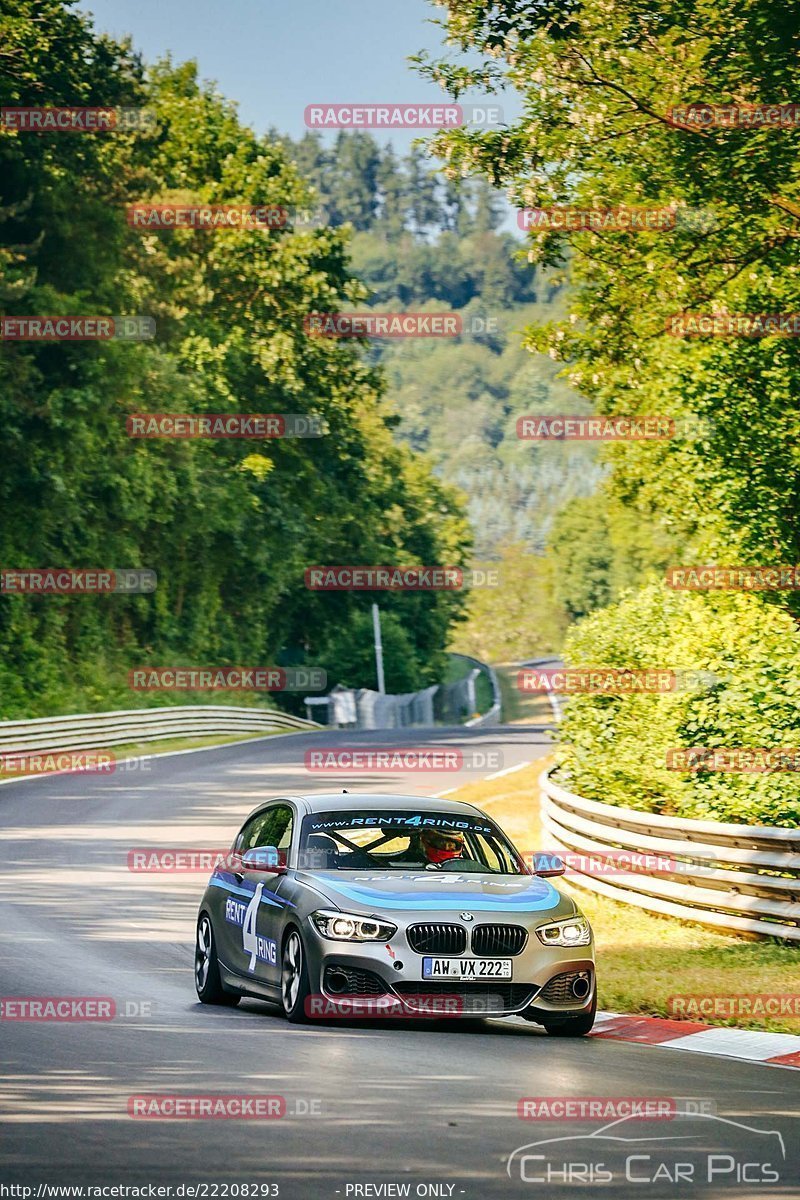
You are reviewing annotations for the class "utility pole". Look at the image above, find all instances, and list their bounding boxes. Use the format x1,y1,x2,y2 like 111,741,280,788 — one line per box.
372,602,386,694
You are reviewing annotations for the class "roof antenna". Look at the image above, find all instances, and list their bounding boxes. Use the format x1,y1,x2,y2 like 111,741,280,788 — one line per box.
342,788,348,793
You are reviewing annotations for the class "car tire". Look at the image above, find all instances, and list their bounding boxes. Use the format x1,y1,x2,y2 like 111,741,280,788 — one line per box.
543,993,596,1037
281,927,312,1023
195,913,240,1006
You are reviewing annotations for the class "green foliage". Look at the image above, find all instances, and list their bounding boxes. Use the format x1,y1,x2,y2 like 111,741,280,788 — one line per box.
316,608,428,695
450,542,567,662
560,584,800,827
422,0,800,824
0,2,470,718
348,228,535,309
422,0,800,581
547,499,615,622
547,492,677,621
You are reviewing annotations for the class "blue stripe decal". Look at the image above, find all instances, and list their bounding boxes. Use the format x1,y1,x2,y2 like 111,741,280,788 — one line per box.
209,869,293,908
317,880,561,912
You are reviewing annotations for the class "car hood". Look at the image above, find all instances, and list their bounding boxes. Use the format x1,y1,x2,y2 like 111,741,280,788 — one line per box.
296,870,565,914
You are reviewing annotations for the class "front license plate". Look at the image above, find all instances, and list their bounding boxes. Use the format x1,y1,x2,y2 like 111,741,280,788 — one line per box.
422,957,512,979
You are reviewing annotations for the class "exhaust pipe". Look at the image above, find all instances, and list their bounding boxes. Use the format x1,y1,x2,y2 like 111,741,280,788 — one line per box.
325,970,349,995
571,974,591,1000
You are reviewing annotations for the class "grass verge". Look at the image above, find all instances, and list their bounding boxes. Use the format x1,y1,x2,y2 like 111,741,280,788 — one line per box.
449,759,800,1034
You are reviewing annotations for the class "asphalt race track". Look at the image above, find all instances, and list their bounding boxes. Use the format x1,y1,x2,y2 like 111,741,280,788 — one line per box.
1,723,798,1199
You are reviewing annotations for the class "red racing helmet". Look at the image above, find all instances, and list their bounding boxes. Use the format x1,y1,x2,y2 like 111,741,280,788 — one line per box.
420,828,465,864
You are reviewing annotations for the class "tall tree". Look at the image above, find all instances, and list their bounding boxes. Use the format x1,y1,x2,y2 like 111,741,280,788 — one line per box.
418,0,800,602
0,3,470,716
405,144,442,233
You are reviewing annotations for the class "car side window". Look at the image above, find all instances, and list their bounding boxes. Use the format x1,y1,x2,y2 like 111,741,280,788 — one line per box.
236,812,269,853
236,805,294,863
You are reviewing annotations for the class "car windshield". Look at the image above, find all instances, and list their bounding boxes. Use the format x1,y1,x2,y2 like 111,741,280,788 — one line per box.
298,809,527,874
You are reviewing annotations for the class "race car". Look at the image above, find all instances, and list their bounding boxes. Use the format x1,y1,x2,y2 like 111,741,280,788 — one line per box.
194,792,596,1033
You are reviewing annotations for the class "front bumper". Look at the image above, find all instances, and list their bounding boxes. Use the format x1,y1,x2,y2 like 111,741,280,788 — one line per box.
303,917,595,1018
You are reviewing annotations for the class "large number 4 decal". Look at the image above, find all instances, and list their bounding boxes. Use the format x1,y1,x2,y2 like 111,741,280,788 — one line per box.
242,882,265,972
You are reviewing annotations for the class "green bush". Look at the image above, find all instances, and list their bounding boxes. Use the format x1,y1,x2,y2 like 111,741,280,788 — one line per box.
558,582,800,827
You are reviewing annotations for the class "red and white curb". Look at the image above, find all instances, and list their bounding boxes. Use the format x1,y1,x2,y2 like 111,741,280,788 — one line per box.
591,1011,800,1069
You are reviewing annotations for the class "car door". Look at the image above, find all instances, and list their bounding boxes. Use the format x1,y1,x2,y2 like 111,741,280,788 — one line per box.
230,803,295,987
213,808,269,972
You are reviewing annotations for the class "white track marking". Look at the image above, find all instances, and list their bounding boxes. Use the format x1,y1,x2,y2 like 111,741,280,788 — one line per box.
484,760,531,781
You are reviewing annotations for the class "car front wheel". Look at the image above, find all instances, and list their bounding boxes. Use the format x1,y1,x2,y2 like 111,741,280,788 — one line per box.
281,928,312,1023
195,913,240,1006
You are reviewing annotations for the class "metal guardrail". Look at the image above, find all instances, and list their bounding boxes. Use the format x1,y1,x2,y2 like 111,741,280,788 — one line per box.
305,683,438,729
0,706,319,754
306,654,500,729
458,655,502,727
540,767,800,941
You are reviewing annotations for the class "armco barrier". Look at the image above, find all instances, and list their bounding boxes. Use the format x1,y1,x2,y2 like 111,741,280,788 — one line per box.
0,706,319,756
540,768,800,941
305,654,500,730
458,655,501,727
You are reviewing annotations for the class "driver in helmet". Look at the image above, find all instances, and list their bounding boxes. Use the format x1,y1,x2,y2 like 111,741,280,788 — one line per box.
392,827,465,866
420,828,465,864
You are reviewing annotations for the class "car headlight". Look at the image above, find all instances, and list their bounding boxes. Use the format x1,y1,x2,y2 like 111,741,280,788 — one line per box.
310,909,397,942
535,917,592,947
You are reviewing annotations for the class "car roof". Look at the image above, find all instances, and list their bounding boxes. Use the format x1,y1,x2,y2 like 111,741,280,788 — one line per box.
300,792,485,815
245,792,487,820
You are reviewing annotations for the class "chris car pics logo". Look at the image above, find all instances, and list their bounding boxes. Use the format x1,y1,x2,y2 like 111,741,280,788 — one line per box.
506,1113,785,1186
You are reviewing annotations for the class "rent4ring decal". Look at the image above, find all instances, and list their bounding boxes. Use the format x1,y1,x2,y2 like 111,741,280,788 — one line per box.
225,890,277,971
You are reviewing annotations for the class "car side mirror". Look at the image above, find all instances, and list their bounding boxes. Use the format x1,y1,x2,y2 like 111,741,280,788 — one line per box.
532,852,566,877
241,846,286,874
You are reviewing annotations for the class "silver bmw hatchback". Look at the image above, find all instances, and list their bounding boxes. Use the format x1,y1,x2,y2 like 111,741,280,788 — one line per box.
194,793,596,1033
